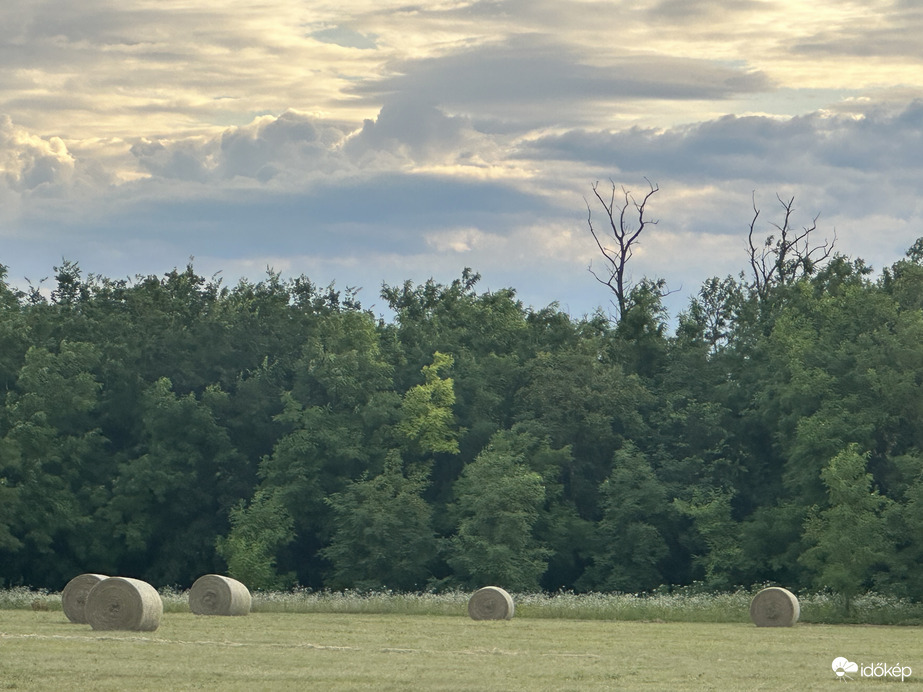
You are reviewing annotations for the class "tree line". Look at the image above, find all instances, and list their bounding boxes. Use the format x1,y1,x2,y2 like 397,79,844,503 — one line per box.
3,219,923,605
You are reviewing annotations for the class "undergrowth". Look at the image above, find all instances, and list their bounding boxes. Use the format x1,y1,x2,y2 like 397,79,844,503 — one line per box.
4,584,923,625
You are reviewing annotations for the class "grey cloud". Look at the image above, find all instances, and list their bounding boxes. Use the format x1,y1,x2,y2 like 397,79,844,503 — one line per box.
349,34,770,118
344,98,473,160
3,1,213,49
0,2,185,73
131,103,483,184
131,139,214,183
217,111,334,180
18,171,554,260
793,5,923,58
131,111,350,183
310,26,378,49
644,0,769,22
520,101,923,187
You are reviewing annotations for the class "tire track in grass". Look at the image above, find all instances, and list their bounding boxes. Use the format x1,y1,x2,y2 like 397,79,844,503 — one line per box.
0,631,600,658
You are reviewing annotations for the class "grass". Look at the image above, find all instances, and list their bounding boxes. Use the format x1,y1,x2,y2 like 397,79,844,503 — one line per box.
8,585,923,625
0,587,923,625
2,608,921,690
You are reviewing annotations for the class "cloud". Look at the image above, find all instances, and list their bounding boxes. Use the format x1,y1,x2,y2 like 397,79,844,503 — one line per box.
0,115,75,192
310,26,379,50
129,110,352,184
4,0,923,327
344,97,479,162
791,3,923,59
520,100,923,190
129,102,502,183
349,33,771,127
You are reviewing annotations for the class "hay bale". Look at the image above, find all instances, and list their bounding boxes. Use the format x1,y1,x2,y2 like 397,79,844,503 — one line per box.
749,586,800,627
62,574,108,624
85,577,163,632
467,586,515,620
188,574,251,616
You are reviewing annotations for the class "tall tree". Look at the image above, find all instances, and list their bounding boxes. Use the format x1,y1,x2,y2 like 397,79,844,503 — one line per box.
397,351,461,461
674,488,743,590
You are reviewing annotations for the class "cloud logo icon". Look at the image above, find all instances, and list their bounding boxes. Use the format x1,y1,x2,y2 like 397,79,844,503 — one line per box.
832,657,859,678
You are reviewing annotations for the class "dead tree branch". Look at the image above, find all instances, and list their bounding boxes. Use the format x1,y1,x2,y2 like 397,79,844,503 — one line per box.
747,193,836,301
586,178,659,319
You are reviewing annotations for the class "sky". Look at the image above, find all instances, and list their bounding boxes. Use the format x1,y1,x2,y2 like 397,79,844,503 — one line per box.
2,0,923,321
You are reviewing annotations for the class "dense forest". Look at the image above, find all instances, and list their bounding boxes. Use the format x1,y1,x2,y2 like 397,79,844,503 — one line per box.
3,229,923,602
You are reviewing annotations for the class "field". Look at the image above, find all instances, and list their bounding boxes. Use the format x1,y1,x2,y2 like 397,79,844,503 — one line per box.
2,589,922,690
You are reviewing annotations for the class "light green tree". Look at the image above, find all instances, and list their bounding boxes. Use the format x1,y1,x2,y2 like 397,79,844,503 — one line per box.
800,445,892,614
397,351,460,457
216,488,295,591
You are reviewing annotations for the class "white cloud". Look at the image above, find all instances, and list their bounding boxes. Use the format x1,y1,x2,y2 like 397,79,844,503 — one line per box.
0,115,75,191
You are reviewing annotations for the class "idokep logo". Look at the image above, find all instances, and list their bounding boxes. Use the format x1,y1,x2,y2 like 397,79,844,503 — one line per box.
832,656,912,681
832,657,859,680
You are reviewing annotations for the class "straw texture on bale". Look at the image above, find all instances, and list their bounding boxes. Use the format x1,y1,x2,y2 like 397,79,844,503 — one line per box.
85,577,163,632
749,587,800,627
189,574,252,616
61,573,108,624
467,586,515,620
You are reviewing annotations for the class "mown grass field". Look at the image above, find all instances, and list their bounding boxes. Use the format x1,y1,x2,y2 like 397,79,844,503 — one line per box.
2,593,922,691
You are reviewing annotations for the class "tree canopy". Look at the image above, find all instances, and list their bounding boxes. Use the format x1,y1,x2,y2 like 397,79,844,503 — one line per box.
2,239,923,605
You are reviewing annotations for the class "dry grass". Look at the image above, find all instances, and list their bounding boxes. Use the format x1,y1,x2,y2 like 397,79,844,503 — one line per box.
1,609,921,690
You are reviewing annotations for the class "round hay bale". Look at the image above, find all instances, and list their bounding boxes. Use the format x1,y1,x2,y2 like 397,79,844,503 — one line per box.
749,587,800,627
62,574,108,624
189,574,251,616
85,577,163,632
467,586,515,620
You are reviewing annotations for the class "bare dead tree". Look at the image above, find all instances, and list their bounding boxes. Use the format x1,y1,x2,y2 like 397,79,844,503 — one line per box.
747,193,836,301
586,178,659,320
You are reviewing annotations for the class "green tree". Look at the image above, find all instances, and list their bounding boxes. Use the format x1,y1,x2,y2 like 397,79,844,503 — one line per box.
674,488,742,590
800,445,892,614
0,341,107,587
447,438,550,591
397,351,460,459
0,264,28,394
322,453,437,590
256,308,399,586
579,443,670,592
104,378,248,585
467,427,586,590
216,488,295,590
887,464,923,599
515,342,649,516
0,437,22,558
678,276,745,354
